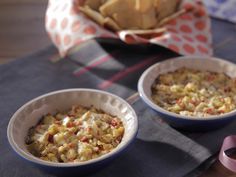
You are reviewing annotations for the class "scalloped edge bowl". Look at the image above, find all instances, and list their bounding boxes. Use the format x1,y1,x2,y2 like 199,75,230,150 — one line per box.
138,56,236,131
7,89,138,173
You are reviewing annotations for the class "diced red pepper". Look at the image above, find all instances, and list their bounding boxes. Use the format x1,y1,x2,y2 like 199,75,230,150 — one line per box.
110,119,118,127
97,145,103,150
176,98,184,108
218,110,225,114
68,114,75,117
207,75,215,81
80,136,88,142
176,98,182,105
68,143,75,148
224,87,231,92
48,134,54,143
190,99,198,106
86,127,92,133
67,122,75,128
206,108,213,114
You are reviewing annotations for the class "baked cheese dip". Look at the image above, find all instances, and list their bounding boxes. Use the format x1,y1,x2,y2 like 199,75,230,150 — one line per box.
25,106,124,163
151,68,236,117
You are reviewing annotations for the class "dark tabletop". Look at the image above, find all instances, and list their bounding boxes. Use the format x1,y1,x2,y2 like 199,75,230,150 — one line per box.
0,17,236,177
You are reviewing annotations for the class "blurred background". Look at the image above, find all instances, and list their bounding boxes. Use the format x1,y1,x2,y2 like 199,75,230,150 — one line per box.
0,0,51,64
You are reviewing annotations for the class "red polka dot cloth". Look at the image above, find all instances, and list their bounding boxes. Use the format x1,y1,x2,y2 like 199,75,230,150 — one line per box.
46,0,213,57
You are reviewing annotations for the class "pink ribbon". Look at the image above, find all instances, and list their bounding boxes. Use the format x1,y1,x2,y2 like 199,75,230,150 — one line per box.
219,135,236,172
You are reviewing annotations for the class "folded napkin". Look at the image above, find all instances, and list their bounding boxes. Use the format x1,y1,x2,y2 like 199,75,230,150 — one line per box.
46,0,213,57
204,0,236,23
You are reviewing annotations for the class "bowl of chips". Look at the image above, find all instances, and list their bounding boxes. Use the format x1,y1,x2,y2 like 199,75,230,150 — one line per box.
79,0,183,31
46,0,211,56
77,0,188,35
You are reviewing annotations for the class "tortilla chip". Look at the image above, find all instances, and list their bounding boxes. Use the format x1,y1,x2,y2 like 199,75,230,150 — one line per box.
155,0,179,22
100,0,157,30
80,0,181,31
103,17,122,31
79,5,105,26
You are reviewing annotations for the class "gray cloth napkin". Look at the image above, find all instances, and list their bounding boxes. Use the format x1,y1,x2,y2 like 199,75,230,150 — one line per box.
89,99,211,177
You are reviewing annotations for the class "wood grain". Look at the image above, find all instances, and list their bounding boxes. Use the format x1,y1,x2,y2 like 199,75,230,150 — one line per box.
0,0,51,64
0,0,236,176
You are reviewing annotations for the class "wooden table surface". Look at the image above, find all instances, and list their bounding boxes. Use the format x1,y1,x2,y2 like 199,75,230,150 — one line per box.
1,0,236,176
0,0,51,64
